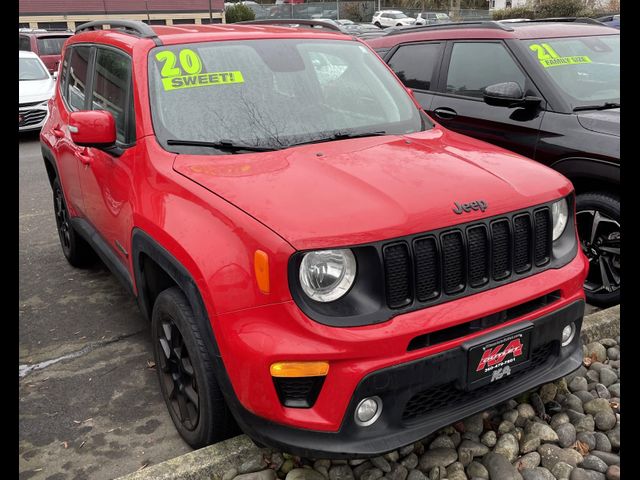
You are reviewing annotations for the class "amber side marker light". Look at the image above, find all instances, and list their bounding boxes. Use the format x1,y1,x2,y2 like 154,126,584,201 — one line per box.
254,250,270,294
270,361,330,378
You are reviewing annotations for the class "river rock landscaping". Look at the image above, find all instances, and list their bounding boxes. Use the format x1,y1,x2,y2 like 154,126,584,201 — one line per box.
224,337,620,480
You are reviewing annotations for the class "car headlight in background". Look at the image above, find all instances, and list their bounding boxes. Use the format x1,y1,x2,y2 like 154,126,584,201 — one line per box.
299,249,356,302
551,198,569,241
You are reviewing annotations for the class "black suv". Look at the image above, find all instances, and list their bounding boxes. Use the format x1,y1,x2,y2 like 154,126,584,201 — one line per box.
367,21,620,307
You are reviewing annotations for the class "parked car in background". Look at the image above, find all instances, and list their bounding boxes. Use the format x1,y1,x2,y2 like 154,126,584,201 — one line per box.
19,50,55,132
367,21,620,306
596,14,620,29
372,10,416,28
19,29,73,75
415,12,451,26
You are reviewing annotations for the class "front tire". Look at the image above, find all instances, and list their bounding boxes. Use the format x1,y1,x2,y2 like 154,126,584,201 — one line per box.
52,178,95,267
152,287,236,448
576,192,620,307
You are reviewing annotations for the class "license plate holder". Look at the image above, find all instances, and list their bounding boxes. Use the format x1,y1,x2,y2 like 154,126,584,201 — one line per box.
465,326,533,390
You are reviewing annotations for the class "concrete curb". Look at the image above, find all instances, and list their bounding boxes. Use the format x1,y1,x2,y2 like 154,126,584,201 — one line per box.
117,304,620,480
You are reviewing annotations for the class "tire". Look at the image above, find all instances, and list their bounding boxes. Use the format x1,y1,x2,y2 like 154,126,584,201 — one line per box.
575,191,620,307
52,178,96,267
374,22,381,28
152,287,237,448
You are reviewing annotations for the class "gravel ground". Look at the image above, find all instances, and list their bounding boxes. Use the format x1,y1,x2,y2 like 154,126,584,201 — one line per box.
224,338,620,480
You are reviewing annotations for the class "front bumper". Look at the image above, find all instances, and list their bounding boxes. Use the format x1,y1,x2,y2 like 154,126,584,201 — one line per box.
229,300,584,457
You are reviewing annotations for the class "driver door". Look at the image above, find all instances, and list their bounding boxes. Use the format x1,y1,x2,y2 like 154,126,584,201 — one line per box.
429,40,545,159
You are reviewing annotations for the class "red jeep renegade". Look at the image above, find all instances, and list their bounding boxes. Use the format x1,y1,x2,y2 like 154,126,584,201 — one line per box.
40,20,589,457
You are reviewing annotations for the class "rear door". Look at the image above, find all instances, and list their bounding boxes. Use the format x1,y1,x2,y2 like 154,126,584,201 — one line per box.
384,41,445,113
429,40,545,159
50,44,93,217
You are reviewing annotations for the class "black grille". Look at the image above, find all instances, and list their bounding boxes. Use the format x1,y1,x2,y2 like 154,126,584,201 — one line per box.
402,342,557,422
382,207,552,309
442,232,465,294
467,226,489,287
273,377,325,408
19,109,47,127
383,243,412,308
413,237,439,301
534,209,551,266
513,214,532,273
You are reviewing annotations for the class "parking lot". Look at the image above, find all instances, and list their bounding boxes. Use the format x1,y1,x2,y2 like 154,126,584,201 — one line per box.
19,133,192,480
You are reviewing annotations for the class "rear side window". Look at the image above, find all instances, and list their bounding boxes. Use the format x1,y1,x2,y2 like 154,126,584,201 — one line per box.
445,42,526,98
91,47,134,144
36,37,69,56
387,43,441,91
67,46,92,111
19,36,31,51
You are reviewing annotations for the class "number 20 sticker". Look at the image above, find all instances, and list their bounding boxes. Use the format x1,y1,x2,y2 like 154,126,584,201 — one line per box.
154,49,244,90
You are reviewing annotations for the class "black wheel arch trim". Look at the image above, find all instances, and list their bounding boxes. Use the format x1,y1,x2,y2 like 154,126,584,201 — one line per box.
550,157,620,188
41,143,60,190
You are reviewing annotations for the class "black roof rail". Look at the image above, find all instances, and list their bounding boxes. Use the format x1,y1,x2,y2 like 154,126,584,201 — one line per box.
385,20,514,36
533,17,604,24
75,20,161,42
236,19,344,32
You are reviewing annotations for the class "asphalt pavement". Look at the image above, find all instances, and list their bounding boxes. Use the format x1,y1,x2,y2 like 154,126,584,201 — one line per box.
18,132,601,480
19,132,191,480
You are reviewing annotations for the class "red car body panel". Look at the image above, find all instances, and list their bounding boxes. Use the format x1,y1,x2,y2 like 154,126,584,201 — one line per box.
174,126,573,250
40,24,589,454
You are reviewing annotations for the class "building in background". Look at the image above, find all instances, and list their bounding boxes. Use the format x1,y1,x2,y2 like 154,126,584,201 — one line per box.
19,0,225,30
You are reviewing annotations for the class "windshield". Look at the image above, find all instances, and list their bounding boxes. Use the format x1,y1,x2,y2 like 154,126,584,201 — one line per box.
19,57,49,81
523,35,619,109
148,39,428,153
36,36,69,56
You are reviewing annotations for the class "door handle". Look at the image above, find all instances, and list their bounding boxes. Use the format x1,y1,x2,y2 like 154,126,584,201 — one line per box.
433,107,458,120
53,127,65,138
75,149,93,166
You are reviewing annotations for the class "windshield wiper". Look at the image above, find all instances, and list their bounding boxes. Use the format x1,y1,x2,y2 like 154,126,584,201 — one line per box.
287,130,387,148
573,102,620,112
166,139,276,153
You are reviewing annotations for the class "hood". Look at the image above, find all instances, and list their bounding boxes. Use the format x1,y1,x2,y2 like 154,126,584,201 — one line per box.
19,78,54,104
173,127,573,250
577,108,619,137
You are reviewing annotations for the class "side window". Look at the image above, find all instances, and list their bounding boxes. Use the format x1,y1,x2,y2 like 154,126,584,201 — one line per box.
67,46,92,111
60,49,71,97
387,43,441,91
445,42,526,98
91,47,134,144
19,36,31,51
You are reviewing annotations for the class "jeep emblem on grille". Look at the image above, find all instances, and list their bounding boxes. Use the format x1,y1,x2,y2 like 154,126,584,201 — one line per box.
453,200,488,215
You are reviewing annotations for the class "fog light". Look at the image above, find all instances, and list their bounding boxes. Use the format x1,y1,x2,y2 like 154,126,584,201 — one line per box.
562,323,576,347
354,396,382,426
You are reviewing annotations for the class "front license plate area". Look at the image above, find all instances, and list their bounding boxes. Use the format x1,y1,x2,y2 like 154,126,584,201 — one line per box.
465,327,533,390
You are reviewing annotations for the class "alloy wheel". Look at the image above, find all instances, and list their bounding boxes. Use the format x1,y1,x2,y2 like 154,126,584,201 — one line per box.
157,318,200,431
576,209,620,295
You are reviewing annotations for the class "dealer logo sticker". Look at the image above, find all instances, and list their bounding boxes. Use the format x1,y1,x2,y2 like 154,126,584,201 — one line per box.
476,337,524,372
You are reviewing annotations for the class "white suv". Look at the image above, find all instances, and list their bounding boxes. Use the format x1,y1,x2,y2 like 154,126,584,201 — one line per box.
372,10,415,28
414,12,452,25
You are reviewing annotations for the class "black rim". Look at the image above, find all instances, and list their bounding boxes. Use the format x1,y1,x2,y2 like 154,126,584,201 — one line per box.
576,209,620,295
54,186,72,253
157,318,200,431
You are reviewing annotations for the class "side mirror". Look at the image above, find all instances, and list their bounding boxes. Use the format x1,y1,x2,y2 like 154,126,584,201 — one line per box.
52,71,58,80
483,82,542,108
69,110,117,149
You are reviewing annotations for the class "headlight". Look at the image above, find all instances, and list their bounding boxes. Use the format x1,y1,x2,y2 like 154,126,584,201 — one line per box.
299,249,356,302
551,198,569,241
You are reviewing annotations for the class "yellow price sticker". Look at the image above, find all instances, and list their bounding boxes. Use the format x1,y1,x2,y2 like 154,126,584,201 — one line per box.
161,71,245,90
540,56,592,68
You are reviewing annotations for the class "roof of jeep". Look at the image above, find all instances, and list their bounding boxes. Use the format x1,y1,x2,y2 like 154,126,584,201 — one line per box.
69,23,352,52
366,21,618,49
